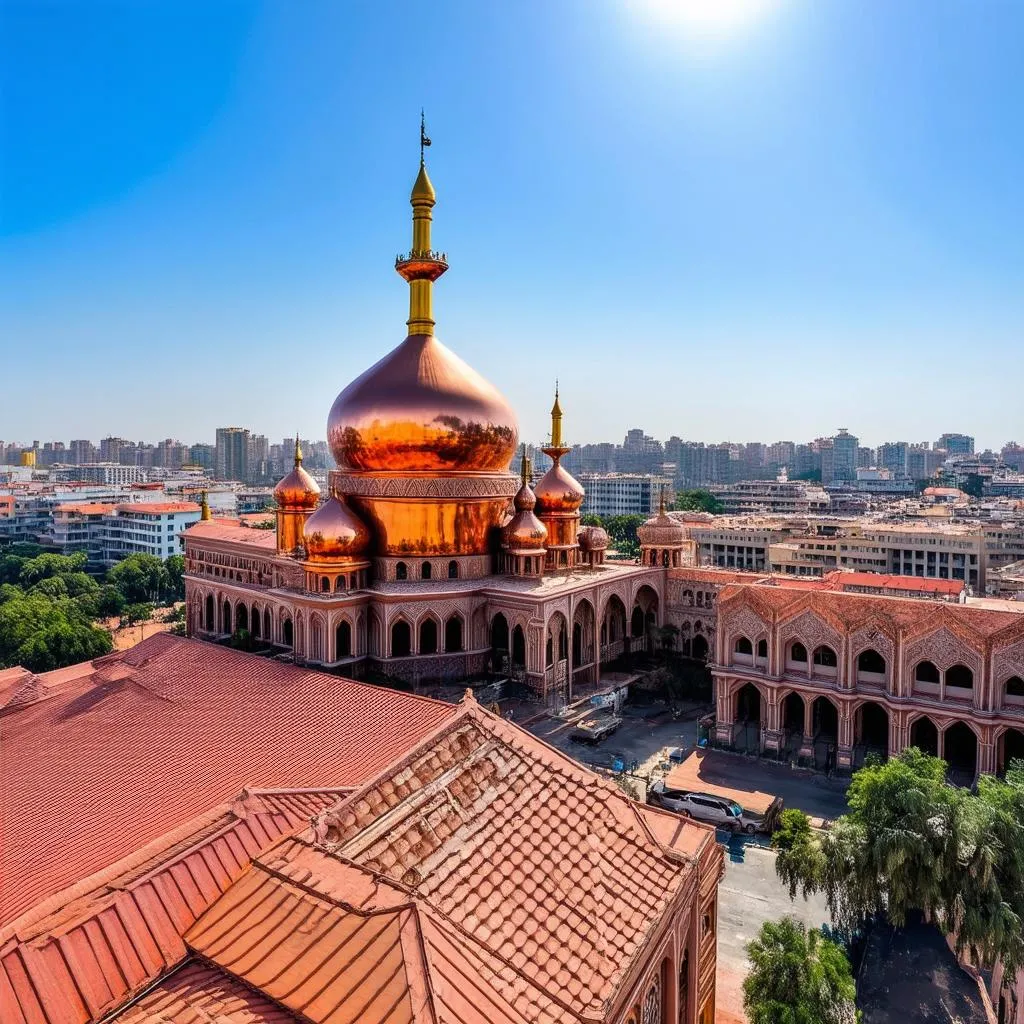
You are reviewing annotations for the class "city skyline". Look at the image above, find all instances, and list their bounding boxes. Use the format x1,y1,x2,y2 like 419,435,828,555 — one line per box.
2,1,1021,445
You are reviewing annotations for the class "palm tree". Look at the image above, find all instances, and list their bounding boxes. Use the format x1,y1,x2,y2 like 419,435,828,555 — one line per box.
743,917,857,1024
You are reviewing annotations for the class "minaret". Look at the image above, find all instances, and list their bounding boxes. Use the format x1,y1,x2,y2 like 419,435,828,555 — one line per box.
199,490,211,521
394,112,448,337
273,434,320,554
533,384,585,571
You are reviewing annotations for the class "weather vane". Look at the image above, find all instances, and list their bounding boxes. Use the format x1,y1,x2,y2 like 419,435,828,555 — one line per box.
420,108,431,165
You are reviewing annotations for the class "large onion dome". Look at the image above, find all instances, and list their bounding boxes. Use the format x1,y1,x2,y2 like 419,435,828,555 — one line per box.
274,439,320,510
303,496,371,559
327,334,519,473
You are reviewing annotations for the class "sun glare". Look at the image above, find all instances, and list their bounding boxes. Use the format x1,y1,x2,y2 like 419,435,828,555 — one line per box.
633,0,779,35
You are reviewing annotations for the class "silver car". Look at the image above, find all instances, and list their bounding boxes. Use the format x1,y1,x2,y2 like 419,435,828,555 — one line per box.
647,783,759,834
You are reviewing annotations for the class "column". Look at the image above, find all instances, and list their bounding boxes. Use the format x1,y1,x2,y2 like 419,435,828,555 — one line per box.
714,678,734,746
798,696,815,762
836,702,854,772
762,688,782,755
978,726,996,775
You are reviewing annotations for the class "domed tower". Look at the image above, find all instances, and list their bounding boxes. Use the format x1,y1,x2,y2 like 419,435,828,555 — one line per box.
501,448,547,576
533,386,584,570
274,437,320,554
302,495,372,594
326,119,519,580
638,488,692,568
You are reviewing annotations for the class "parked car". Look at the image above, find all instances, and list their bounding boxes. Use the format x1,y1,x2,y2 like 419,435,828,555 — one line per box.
647,781,760,834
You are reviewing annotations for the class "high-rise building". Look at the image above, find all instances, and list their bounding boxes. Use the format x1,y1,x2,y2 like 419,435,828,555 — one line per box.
937,433,974,456
215,427,250,481
877,441,909,475
99,437,129,463
830,428,859,484
69,439,96,465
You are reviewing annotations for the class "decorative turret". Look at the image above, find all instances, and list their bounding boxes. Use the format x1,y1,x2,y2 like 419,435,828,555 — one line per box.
394,112,448,336
199,490,211,521
638,487,692,569
533,384,584,571
274,436,320,554
502,447,547,576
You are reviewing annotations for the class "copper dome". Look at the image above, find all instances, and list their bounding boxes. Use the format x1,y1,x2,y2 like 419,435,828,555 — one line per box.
578,525,609,551
274,464,320,511
533,462,585,514
327,334,519,473
304,497,371,559
502,500,547,551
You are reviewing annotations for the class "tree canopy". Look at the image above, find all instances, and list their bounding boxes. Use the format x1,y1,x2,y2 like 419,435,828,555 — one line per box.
773,748,1024,977
107,553,170,603
743,917,857,1024
672,489,724,515
0,591,112,672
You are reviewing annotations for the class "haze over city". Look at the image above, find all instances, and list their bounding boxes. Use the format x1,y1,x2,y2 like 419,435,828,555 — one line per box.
2,0,1021,448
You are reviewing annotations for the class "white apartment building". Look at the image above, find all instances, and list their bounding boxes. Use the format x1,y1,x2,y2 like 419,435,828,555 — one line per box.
54,463,147,485
101,503,200,564
578,473,673,517
46,501,200,565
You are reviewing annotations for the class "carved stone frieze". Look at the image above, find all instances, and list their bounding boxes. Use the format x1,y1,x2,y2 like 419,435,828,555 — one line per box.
779,611,842,653
904,626,982,675
330,471,518,500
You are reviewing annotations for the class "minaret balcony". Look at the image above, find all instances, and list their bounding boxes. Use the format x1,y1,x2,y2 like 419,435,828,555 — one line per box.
395,250,449,282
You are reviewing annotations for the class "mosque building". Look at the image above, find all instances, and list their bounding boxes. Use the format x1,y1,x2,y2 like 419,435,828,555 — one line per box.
183,142,669,696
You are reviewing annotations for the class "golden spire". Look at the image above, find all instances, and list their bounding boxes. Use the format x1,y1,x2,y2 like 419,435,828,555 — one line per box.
395,111,447,336
659,484,666,515
550,382,564,450
519,444,529,485
200,490,211,521
294,433,303,467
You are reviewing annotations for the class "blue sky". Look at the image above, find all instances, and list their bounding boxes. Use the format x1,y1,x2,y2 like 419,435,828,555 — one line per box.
1,0,1021,451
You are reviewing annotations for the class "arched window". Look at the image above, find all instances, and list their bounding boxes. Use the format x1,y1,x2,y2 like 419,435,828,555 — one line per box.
734,637,753,655
448,560,458,579
679,949,690,1021
915,660,940,684
419,618,438,654
813,645,837,667
336,575,346,591
223,601,232,634
204,594,214,631
641,975,662,1024
546,634,554,667
396,562,408,581
1007,676,1024,697
559,623,568,661
857,648,886,674
757,639,768,658
445,616,463,652
946,664,973,689
263,608,271,640
789,642,807,663
391,620,411,657
421,562,432,580
336,620,351,658
282,618,293,647
321,576,330,592
251,605,261,638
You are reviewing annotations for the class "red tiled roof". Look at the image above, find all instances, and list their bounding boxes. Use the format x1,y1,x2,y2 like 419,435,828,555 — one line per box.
821,570,965,596
117,960,300,1024
186,520,279,548
0,634,455,927
53,503,116,515
114,502,200,514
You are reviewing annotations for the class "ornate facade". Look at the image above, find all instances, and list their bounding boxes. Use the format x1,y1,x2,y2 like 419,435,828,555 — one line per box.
710,585,1024,776
184,148,666,697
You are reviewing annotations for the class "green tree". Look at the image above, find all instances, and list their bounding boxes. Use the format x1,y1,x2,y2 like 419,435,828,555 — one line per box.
672,489,724,515
164,554,186,600
107,553,169,603
122,602,155,627
18,551,88,587
743,917,857,1024
0,592,112,671
961,473,985,498
581,513,603,527
0,554,27,585
604,514,645,558
773,748,1024,978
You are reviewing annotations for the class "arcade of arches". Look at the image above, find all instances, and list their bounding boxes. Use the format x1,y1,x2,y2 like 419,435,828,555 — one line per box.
715,675,1024,778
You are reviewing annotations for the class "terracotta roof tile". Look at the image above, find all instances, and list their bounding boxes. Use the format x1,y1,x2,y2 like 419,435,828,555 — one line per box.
185,521,279,548
118,959,300,1024
0,634,455,927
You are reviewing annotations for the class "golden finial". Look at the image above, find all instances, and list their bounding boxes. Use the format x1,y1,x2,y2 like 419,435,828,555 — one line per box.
550,382,564,449
659,484,666,515
519,444,529,485
200,490,211,521
294,433,303,467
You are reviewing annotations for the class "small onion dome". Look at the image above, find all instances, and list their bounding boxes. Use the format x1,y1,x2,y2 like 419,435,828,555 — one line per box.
502,506,547,550
638,510,686,547
533,462,585,514
274,463,320,510
578,525,609,552
304,496,371,559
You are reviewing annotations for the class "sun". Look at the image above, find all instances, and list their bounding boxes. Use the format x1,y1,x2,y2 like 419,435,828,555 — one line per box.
632,0,779,35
